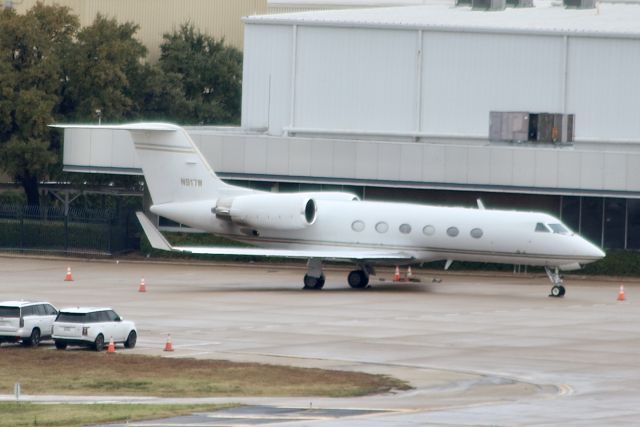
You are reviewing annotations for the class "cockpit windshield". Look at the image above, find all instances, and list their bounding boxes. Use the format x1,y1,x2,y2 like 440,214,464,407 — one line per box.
548,223,570,235
535,222,571,235
535,223,550,233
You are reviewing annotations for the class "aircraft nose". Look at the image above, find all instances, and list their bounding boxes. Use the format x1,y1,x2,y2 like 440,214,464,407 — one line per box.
583,240,606,260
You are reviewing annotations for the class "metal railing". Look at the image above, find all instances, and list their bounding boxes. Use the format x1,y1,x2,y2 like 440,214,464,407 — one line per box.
0,204,138,256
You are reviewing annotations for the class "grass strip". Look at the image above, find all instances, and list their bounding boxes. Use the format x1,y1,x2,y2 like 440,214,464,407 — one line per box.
0,347,410,398
0,402,234,427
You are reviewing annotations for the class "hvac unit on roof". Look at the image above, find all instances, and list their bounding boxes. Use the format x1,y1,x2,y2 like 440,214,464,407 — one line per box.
471,0,506,10
489,112,574,144
506,0,533,7
563,0,596,9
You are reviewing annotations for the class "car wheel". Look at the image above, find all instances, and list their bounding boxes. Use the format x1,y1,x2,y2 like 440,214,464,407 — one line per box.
55,341,67,350
94,334,105,352
23,328,40,347
124,330,137,349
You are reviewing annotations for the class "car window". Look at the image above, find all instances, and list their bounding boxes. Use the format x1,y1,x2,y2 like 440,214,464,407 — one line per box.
35,305,46,316
56,312,88,323
85,312,100,323
44,304,57,315
97,311,111,322
106,310,120,321
0,306,20,318
22,306,36,316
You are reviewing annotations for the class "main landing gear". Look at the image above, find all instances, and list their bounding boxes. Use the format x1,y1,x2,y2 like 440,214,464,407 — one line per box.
545,266,566,297
302,259,373,290
303,258,325,290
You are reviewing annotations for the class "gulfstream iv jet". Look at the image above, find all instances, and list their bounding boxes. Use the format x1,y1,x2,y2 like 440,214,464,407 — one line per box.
53,123,605,296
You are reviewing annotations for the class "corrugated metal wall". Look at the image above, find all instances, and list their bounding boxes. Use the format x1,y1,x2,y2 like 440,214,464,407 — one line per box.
243,21,640,143
10,0,267,61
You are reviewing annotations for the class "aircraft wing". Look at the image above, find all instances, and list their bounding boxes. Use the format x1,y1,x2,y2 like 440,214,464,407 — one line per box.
136,212,414,262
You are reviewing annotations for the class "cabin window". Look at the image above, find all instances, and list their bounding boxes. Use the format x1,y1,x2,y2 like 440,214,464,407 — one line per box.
351,220,365,232
470,228,483,239
548,223,569,235
447,226,459,237
375,222,389,233
535,222,550,233
399,223,412,234
423,225,435,236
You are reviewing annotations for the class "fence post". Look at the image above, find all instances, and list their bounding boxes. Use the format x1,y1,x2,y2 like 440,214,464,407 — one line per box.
19,207,24,252
108,215,113,255
64,213,69,253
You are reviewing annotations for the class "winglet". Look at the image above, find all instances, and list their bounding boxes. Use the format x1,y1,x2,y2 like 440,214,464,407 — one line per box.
136,212,173,251
477,198,485,210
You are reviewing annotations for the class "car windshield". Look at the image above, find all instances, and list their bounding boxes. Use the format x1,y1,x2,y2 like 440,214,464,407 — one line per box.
548,223,570,235
0,306,20,318
56,312,89,323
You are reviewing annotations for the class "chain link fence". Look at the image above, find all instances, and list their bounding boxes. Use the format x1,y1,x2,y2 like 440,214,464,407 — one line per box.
0,204,139,256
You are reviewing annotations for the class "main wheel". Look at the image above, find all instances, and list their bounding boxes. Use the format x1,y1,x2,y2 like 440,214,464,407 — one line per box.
94,334,105,352
303,274,325,290
55,341,67,350
124,330,137,349
23,328,40,347
348,270,368,289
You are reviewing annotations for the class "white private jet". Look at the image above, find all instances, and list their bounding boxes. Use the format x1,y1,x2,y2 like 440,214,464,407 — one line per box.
53,123,605,296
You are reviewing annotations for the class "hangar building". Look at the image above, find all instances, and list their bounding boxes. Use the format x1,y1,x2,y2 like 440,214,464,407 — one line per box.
61,0,640,250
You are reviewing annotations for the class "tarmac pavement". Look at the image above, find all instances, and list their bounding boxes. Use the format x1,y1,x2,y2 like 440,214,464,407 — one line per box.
0,255,638,426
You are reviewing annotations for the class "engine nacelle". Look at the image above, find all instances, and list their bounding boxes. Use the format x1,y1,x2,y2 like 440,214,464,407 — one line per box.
214,193,317,231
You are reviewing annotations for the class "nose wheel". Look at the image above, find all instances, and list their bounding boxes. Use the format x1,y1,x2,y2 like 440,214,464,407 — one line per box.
545,266,566,298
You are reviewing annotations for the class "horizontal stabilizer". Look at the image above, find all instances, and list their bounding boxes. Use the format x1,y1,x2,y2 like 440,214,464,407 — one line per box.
135,212,413,262
50,123,179,132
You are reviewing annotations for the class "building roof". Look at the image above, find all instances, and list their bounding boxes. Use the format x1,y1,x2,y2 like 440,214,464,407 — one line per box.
248,0,640,37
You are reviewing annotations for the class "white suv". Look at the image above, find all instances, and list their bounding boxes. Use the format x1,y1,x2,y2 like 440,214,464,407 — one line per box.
53,307,137,351
0,301,59,347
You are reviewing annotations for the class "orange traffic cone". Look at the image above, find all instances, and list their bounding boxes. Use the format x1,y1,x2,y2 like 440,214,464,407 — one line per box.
107,336,116,353
617,285,626,301
393,266,401,282
163,334,174,352
406,266,413,282
64,266,73,282
138,278,146,293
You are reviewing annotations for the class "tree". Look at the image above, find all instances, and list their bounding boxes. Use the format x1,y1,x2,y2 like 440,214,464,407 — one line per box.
0,4,79,205
60,14,147,122
159,23,242,125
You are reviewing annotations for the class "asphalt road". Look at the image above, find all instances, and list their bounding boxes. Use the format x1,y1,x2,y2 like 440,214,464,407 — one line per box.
0,255,638,426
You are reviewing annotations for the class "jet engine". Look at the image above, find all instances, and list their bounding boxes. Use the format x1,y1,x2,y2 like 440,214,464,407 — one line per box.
213,193,317,230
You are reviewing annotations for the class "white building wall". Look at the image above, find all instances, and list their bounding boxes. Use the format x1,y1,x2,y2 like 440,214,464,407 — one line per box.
62,128,640,195
241,25,293,134
421,32,565,137
293,27,418,133
243,21,640,143
567,37,640,141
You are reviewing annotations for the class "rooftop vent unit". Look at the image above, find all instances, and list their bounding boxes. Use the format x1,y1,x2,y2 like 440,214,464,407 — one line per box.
506,0,533,7
489,112,574,144
563,0,596,9
472,0,506,10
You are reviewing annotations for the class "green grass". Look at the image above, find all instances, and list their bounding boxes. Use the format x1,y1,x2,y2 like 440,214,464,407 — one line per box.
0,347,410,398
0,402,234,427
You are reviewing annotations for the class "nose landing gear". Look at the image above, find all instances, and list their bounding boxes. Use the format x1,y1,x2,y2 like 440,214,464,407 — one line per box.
545,266,566,297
